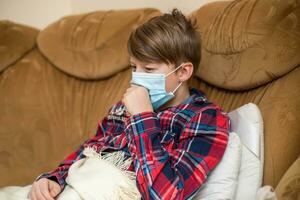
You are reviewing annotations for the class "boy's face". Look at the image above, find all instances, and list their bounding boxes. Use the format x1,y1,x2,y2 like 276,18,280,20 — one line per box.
130,57,181,93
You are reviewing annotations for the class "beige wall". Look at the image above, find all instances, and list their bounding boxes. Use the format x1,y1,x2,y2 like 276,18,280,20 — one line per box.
71,0,219,15
0,0,71,29
0,0,220,29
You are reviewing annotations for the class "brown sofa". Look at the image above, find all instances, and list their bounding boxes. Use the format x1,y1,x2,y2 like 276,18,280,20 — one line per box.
0,0,299,199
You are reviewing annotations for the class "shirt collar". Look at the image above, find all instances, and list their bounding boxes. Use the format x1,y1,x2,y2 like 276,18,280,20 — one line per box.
182,87,207,104
157,87,207,113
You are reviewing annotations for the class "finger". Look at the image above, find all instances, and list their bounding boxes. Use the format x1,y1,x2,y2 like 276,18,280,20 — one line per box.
135,85,147,92
30,183,38,200
130,84,139,88
124,89,134,97
49,182,61,197
123,92,129,97
131,85,144,90
39,181,54,200
33,183,46,200
50,188,59,198
128,84,142,90
30,190,37,200
123,91,129,97
126,87,134,93
32,183,42,200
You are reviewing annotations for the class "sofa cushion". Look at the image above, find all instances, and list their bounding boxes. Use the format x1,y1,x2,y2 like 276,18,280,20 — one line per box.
0,20,39,73
37,8,161,80
275,156,300,200
190,0,300,90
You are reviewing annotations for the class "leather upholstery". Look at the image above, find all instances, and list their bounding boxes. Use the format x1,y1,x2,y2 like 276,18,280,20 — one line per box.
0,1,299,193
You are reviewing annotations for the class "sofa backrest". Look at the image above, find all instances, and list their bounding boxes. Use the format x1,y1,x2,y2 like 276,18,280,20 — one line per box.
0,8,161,187
189,0,300,187
0,0,299,190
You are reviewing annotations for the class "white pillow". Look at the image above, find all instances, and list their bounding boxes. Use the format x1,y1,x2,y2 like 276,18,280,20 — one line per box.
228,103,264,200
193,132,242,200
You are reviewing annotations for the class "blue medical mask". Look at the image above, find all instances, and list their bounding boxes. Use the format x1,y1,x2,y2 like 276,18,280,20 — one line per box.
130,64,183,110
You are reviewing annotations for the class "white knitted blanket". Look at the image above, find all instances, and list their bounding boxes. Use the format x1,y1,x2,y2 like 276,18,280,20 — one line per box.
0,147,277,200
0,147,141,200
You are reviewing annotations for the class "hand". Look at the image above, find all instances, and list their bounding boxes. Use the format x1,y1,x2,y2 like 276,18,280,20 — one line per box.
28,178,61,200
123,85,153,115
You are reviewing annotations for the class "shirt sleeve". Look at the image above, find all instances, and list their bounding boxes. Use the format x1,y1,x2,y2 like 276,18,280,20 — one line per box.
35,109,116,190
124,107,229,200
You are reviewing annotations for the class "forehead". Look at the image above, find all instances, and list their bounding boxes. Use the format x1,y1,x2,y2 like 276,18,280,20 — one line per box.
129,57,174,68
129,57,149,65
130,57,141,63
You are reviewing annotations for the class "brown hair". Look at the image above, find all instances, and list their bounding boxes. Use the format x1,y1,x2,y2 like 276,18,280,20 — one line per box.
127,8,201,75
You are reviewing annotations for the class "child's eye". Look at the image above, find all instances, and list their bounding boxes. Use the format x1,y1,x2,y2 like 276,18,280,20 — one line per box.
131,65,136,72
145,68,154,72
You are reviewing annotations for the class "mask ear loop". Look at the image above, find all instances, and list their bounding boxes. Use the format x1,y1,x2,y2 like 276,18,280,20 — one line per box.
170,82,183,95
165,63,184,77
165,63,184,95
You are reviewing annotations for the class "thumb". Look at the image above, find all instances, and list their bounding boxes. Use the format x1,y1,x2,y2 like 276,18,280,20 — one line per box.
49,181,61,197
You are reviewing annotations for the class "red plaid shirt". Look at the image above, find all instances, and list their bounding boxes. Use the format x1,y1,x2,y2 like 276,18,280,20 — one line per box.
36,88,229,200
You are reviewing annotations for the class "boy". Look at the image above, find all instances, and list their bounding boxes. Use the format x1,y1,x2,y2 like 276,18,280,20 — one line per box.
29,9,229,200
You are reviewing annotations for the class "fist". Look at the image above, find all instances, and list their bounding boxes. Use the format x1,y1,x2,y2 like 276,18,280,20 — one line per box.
123,85,153,115
28,178,61,200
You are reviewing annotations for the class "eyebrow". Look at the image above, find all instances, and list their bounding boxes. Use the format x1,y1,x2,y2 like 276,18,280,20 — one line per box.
129,60,156,69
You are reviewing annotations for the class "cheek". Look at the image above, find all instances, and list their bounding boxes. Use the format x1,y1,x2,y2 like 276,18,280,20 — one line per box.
165,76,178,92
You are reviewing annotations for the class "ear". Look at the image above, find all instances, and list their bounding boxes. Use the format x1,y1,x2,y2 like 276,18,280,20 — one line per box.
178,62,194,82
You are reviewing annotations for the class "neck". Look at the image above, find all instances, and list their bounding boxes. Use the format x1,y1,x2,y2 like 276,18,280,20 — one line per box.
157,83,190,111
